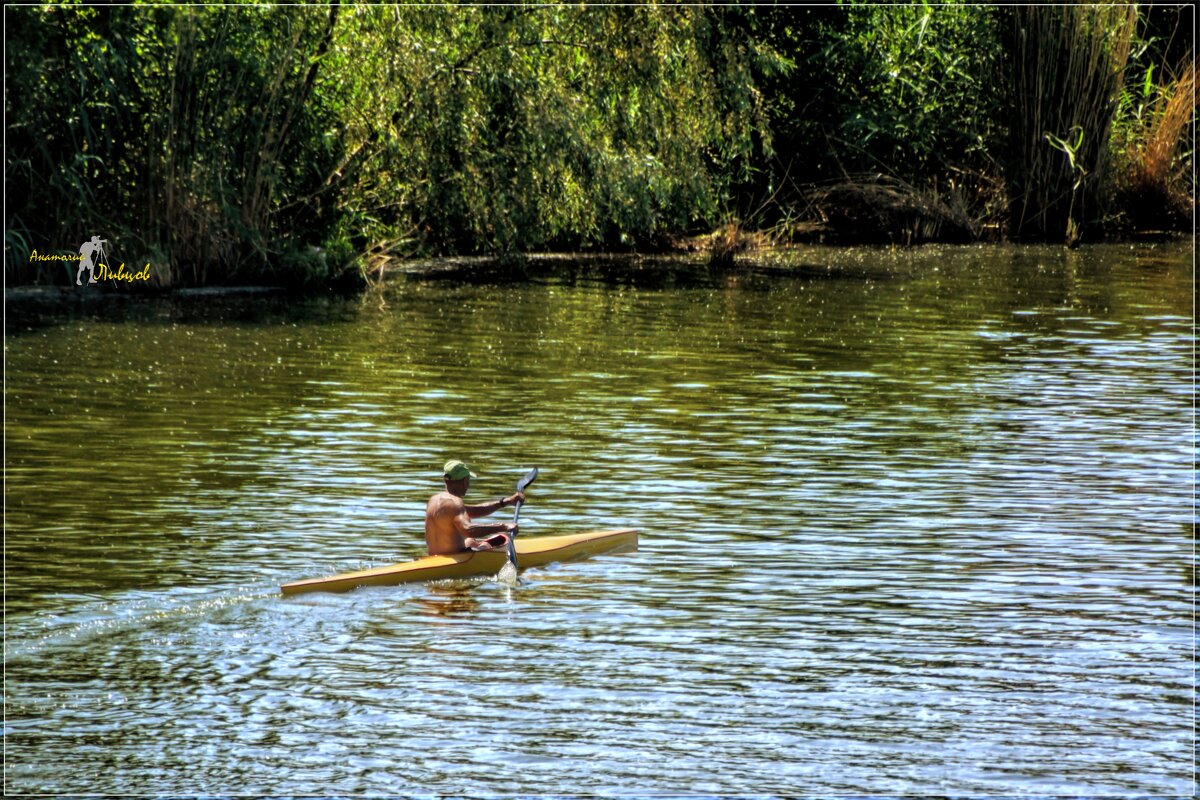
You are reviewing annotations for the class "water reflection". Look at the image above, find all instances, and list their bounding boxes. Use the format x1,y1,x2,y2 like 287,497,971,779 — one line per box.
4,241,1193,795
409,583,486,618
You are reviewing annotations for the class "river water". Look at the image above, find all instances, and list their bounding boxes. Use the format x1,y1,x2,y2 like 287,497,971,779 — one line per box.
4,242,1194,795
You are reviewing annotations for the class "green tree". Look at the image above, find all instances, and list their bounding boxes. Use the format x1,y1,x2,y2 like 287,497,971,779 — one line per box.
317,4,783,257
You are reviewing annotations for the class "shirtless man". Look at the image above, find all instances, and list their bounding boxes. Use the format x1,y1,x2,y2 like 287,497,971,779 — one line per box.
425,460,525,556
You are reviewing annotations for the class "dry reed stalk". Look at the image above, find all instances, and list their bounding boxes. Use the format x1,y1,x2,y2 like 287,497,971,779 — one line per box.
1138,58,1197,187
707,220,765,265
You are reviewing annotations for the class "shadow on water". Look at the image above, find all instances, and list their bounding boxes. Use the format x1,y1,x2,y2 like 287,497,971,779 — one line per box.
5,286,365,336
391,248,927,290
7,252,804,337
395,252,741,290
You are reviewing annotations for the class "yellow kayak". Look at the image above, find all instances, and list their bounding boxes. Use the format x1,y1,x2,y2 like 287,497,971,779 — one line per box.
281,528,638,596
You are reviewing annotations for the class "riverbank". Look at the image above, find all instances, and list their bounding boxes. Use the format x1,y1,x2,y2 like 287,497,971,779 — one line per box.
8,224,1193,306
8,236,1193,324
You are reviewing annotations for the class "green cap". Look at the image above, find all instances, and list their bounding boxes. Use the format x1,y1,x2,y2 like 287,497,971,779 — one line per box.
443,459,477,481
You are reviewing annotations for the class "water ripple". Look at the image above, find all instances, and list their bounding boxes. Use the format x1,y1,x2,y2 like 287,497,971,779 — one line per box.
4,243,1192,795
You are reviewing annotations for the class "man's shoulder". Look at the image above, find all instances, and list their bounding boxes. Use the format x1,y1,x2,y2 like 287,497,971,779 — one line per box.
427,491,464,512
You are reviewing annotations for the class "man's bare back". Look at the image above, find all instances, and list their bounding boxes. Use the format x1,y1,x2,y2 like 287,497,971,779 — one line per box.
425,490,476,555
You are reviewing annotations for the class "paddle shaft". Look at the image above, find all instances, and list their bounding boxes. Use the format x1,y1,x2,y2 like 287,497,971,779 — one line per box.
506,500,522,564
506,467,538,569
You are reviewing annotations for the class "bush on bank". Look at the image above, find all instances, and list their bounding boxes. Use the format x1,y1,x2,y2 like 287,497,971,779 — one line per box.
4,3,1194,289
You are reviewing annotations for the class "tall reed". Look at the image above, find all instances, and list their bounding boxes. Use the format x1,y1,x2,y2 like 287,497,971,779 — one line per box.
154,5,339,286
1004,4,1136,243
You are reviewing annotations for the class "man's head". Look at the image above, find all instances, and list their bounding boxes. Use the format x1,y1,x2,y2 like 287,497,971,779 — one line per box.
443,459,477,495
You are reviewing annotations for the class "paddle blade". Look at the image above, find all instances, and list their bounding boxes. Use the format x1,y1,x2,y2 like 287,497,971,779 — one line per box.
517,467,538,493
497,560,519,587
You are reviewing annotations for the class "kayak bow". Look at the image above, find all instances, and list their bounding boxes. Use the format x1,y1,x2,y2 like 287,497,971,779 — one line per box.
280,528,638,596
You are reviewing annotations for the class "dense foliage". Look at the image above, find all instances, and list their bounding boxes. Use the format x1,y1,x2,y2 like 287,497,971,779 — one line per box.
4,2,1194,288
324,5,780,258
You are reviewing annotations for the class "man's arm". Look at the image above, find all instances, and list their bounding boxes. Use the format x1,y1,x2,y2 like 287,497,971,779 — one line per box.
464,491,525,519
462,521,516,549
452,506,515,550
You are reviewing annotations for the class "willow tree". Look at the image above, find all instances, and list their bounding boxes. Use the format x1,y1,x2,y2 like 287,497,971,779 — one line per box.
312,4,784,260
